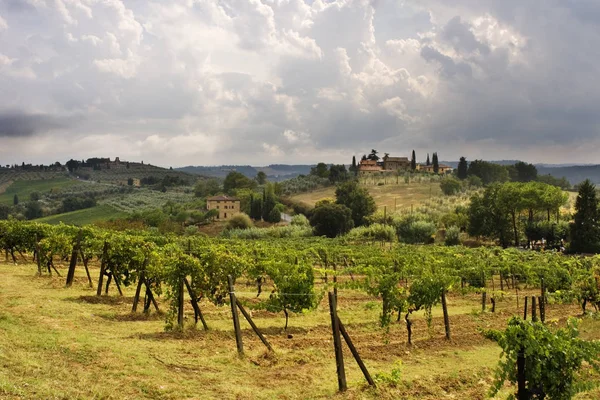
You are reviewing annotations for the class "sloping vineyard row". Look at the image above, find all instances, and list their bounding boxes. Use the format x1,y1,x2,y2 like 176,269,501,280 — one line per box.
1,220,599,332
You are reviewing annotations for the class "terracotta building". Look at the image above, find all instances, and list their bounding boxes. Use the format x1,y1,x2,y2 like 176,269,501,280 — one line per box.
383,155,411,170
206,195,241,220
419,164,453,174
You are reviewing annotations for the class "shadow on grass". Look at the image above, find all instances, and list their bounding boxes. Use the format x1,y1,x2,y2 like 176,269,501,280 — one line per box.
65,295,134,305
133,327,225,341
98,311,165,322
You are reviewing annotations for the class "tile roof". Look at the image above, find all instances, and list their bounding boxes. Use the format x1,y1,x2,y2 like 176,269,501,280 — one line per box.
207,195,240,201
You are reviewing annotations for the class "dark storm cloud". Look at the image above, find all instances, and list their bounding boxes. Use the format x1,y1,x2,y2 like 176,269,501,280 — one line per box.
0,111,72,137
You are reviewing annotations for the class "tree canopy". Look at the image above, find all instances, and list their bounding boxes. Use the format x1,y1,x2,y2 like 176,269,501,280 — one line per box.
335,180,376,227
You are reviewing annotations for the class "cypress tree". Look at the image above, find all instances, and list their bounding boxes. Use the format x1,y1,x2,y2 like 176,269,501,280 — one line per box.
570,179,600,253
411,150,416,171
13,194,18,205
457,156,468,180
351,155,357,176
426,153,430,166
433,152,439,174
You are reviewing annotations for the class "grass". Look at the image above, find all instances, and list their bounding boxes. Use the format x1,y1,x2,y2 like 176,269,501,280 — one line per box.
1,260,599,399
36,204,128,225
291,181,443,212
0,178,80,205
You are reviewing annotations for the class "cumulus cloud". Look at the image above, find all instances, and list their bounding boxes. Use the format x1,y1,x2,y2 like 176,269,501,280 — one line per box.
0,0,599,166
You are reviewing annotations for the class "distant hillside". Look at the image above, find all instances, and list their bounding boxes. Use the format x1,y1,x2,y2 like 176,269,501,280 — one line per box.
177,164,314,181
536,165,600,185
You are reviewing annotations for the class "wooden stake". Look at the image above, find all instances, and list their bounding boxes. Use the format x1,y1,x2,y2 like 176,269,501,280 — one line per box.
35,234,42,276
184,278,208,330
144,280,160,312
177,277,185,329
236,299,272,352
228,275,244,355
79,249,92,287
523,296,528,320
113,271,124,296
132,272,145,312
531,296,537,322
337,317,375,387
328,291,347,392
65,230,83,287
481,291,486,312
539,296,545,323
441,289,451,340
96,242,108,296
517,348,527,400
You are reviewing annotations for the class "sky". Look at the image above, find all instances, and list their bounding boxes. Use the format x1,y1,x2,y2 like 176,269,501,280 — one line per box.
1,0,599,168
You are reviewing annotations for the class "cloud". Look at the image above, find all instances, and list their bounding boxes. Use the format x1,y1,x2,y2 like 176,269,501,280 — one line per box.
0,0,599,166
0,111,74,137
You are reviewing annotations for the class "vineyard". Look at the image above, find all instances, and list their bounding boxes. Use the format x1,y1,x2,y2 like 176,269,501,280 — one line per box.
1,220,600,399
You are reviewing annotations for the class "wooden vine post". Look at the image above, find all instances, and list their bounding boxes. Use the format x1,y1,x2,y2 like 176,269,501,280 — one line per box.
441,288,451,340
235,299,273,352
327,291,375,391
517,347,527,400
177,277,185,329
96,242,109,296
523,296,528,320
228,275,244,356
481,290,486,312
531,296,537,322
35,234,42,276
328,291,347,392
66,229,83,287
184,278,208,330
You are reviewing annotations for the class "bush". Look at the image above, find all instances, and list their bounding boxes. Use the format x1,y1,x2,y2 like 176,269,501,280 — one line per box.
394,214,436,244
347,223,396,242
444,226,461,246
226,213,253,230
440,176,462,196
221,225,313,239
267,207,282,223
310,203,354,238
290,214,310,227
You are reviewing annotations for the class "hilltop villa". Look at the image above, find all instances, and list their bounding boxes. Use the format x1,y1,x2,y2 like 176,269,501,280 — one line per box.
206,195,240,220
358,154,453,175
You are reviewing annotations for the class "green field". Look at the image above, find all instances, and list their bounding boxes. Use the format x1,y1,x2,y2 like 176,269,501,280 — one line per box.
0,261,599,399
0,178,80,205
291,182,443,212
36,204,128,225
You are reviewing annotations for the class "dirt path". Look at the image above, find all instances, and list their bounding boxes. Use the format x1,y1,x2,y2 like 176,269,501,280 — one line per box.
0,179,13,194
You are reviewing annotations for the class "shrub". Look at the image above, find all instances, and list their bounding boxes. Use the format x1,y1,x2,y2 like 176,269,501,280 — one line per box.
221,225,312,239
444,226,461,246
290,214,310,227
347,223,396,242
310,203,354,238
267,207,282,223
226,213,253,230
440,176,462,196
394,214,436,244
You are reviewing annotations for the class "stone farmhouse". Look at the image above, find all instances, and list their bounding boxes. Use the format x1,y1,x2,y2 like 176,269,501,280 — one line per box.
419,164,453,174
206,195,240,220
358,154,453,175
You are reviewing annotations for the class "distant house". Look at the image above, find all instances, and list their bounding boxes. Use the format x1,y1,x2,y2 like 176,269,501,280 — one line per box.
420,164,453,174
119,178,141,187
358,159,383,174
383,155,411,170
206,195,240,220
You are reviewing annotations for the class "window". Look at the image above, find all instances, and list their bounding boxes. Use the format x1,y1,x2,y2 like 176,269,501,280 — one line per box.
224,213,227,218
